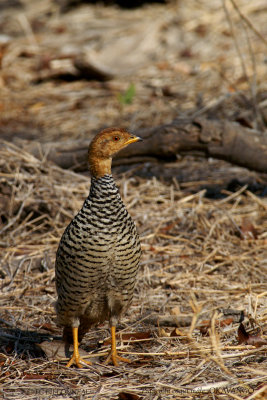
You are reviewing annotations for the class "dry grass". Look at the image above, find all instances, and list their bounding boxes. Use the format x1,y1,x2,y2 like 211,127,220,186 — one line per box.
0,140,266,400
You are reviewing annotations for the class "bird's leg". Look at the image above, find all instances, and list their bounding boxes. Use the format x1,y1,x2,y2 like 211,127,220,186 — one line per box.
66,327,92,368
105,326,131,366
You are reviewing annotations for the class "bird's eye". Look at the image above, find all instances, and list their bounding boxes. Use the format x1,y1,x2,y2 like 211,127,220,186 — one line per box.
113,136,120,141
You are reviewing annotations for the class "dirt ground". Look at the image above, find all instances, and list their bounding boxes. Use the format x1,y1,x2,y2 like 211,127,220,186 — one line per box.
0,0,267,399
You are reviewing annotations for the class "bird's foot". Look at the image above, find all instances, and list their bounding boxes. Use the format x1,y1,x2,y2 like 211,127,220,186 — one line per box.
105,350,131,367
64,327,92,368
105,325,132,366
66,353,92,368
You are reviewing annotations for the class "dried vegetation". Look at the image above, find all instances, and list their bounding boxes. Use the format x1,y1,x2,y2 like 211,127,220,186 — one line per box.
0,140,266,399
0,0,267,399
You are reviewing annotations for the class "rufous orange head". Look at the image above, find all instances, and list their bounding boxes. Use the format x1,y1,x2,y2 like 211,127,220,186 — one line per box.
88,127,142,178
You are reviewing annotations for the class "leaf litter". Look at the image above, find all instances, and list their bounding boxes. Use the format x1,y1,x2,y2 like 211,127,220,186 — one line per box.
0,138,266,400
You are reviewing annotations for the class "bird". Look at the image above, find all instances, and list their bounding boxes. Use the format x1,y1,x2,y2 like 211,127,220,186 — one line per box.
55,127,142,368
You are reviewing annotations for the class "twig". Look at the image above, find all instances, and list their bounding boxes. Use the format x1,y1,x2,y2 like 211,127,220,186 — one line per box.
222,0,249,85
229,0,267,46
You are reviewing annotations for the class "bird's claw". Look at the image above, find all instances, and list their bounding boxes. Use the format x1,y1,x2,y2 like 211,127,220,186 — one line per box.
66,354,92,368
105,351,131,367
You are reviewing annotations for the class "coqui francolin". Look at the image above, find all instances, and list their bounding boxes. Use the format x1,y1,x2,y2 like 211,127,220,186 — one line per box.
55,128,142,367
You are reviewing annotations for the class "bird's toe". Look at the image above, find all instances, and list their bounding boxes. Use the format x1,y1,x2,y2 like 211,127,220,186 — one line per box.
105,351,131,367
66,354,92,368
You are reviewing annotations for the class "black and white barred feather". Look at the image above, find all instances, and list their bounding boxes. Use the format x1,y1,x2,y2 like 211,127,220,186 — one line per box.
55,174,141,342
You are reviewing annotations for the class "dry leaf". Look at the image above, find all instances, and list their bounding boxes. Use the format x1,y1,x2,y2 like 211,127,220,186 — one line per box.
199,318,234,335
240,217,258,240
22,373,55,380
0,354,7,367
37,340,95,362
237,322,249,343
159,221,176,233
118,392,141,400
119,331,151,342
237,323,267,347
170,328,185,337
158,328,171,337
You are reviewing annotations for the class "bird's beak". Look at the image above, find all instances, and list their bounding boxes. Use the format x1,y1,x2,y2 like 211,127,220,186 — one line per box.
125,135,143,145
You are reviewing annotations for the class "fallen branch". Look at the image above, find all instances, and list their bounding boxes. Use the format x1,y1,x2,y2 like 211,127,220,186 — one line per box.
9,117,267,172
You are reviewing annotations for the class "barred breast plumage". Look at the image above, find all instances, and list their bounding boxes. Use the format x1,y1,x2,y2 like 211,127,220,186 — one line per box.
55,128,142,368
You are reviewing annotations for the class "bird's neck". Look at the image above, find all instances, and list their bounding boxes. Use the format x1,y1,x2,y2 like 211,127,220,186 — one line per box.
89,155,112,179
89,174,119,200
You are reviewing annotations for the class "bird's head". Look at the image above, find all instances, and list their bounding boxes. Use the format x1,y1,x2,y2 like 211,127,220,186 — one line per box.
88,127,142,178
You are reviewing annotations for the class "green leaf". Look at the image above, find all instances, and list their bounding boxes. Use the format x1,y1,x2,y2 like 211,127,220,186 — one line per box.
118,83,136,105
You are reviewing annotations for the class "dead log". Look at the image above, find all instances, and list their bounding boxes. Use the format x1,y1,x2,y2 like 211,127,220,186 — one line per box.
12,117,267,173
142,309,244,328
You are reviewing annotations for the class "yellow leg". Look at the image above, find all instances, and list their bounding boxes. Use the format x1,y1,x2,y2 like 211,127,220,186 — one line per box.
105,326,131,366
66,327,92,368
